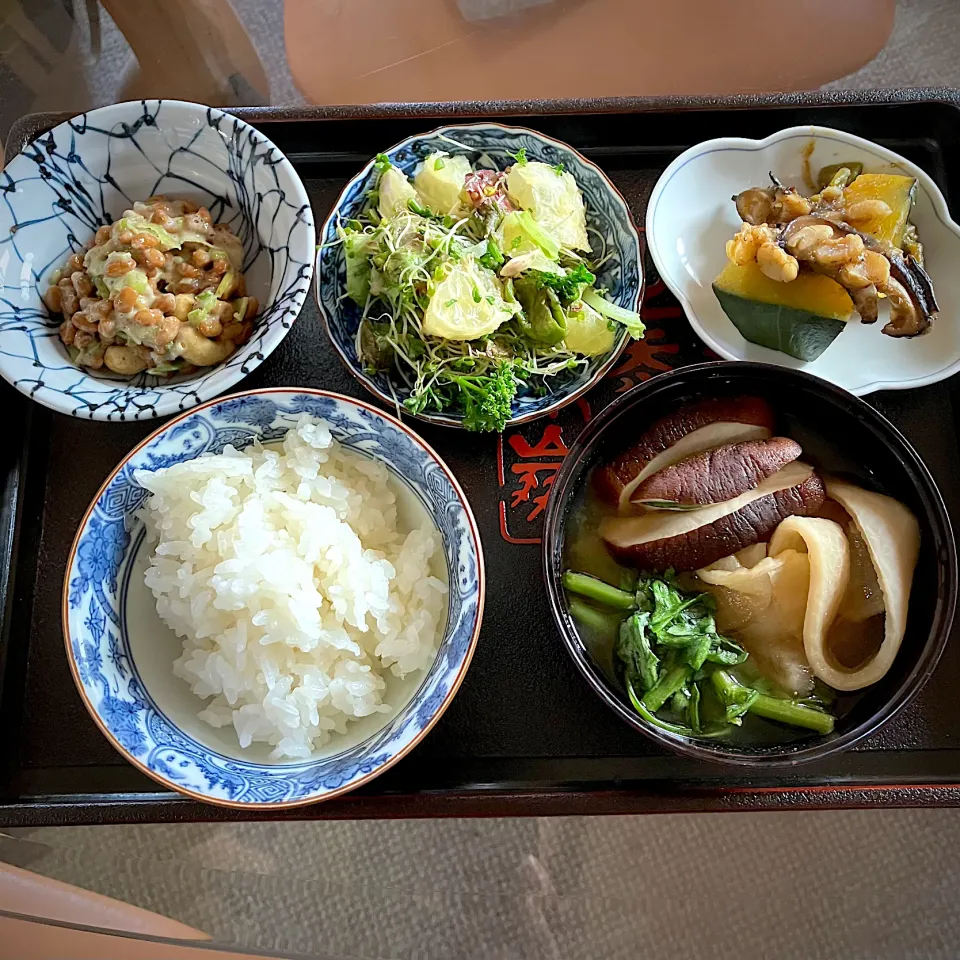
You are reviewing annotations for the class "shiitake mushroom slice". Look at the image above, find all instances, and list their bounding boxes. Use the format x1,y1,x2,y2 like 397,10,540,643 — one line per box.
594,396,776,511
632,436,802,510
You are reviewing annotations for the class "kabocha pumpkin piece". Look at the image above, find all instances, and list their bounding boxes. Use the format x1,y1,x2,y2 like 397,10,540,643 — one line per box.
594,395,775,510
632,436,802,509
733,169,916,248
840,173,917,248
722,161,937,353
600,462,826,572
712,261,853,361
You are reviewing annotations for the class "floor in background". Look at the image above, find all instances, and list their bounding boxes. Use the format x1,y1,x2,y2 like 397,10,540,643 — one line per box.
6,809,960,959
823,0,960,90
5,1,960,958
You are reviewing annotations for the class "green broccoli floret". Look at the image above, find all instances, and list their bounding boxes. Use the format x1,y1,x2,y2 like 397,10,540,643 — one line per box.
449,361,518,432
531,263,596,304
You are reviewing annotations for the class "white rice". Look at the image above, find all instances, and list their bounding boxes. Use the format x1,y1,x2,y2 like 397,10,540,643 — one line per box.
134,415,448,759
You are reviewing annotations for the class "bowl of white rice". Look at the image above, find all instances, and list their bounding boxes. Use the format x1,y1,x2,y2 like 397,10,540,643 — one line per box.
62,388,484,808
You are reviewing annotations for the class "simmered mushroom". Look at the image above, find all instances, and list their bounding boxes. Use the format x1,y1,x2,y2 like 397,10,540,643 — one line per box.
594,395,776,509
778,216,936,337
879,270,929,337
631,436,802,509
850,286,880,325
734,186,777,225
601,462,826,572
734,175,813,226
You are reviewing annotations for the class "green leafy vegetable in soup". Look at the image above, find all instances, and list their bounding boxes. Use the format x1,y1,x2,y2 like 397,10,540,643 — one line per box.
563,569,835,738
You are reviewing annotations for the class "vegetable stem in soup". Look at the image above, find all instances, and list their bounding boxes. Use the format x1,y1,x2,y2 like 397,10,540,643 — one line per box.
563,481,837,746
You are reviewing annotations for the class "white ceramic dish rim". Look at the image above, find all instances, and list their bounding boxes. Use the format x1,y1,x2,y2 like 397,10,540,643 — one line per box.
314,120,643,428
645,124,960,395
0,100,315,420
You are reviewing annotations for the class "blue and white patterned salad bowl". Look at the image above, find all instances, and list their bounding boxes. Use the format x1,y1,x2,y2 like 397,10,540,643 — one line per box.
0,100,314,420
63,389,484,808
316,122,643,428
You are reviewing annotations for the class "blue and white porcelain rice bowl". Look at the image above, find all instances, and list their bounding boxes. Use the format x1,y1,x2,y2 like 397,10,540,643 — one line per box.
62,389,484,808
0,100,314,420
316,122,643,428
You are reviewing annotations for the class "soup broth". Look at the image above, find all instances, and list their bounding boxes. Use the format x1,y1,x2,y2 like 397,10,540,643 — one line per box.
559,395,915,747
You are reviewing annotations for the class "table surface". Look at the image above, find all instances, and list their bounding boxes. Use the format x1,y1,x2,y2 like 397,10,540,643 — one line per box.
0,0,903,155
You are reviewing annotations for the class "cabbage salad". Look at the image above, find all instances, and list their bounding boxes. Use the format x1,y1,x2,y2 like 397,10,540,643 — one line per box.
339,147,644,432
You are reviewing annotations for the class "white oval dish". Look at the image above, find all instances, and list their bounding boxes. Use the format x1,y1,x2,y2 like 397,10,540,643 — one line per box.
645,126,960,395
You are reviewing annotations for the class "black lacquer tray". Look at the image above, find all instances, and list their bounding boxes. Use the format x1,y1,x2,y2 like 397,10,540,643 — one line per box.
4,90,960,826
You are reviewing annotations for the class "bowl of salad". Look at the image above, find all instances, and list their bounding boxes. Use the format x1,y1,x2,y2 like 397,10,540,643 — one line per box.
316,123,644,432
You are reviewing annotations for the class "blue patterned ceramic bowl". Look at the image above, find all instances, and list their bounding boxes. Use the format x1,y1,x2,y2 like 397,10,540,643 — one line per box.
62,389,484,808
316,123,643,428
0,100,314,421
